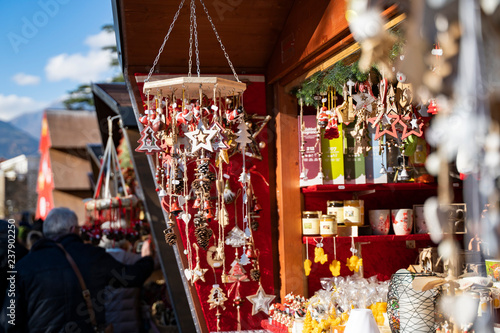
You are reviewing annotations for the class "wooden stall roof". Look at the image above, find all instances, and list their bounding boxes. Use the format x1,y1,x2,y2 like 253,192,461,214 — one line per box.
49,149,93,191
93,83,133,107
45,110,101,149
113,0,295,75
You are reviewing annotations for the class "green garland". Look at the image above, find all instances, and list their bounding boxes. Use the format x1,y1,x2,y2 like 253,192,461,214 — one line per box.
293,61,375,107
293,30,404,107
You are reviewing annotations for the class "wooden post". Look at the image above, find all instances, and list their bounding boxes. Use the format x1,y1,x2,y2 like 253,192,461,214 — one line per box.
274,83,307,299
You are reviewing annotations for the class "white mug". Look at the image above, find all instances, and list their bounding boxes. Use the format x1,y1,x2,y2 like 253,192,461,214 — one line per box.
368,209,390,235
391,209,413,235
414,206,428,234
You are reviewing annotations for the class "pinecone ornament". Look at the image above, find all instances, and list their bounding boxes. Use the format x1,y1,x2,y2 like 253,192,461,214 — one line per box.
163,228,177,246
250,268,261,281
194,224,213,250
206,172,216,182
197,161,210,174
172,179,184,194
250,219,259,231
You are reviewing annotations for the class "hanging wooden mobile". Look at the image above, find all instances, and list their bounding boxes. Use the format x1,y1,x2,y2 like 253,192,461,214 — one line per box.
84,116,140,243
134,0,274,330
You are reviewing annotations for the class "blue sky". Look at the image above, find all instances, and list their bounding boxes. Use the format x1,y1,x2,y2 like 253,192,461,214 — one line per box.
0,0,119,121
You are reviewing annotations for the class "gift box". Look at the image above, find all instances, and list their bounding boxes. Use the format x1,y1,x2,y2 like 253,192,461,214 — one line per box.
322,123,345,184
343,123,366,184
299,115,324,187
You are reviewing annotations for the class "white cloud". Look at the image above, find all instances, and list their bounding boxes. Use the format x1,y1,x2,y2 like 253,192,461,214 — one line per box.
44,30,117,83
12,73,41,86
0,94,49,121
85,30,116,50
45,49,114,83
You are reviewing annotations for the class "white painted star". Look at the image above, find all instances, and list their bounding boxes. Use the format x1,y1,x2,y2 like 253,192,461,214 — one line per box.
246,284,276,316
185,126,217,153
410,118,419,129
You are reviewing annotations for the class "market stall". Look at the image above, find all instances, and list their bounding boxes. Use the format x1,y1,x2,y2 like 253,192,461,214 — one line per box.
111,0,500,332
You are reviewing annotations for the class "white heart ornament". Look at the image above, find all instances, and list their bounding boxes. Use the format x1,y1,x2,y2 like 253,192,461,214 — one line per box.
181,213,191,224
177,195,186,206
184,269,192,281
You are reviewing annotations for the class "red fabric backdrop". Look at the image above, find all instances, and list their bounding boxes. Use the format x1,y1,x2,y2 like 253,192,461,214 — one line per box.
303,234,436,295
136,74,274,331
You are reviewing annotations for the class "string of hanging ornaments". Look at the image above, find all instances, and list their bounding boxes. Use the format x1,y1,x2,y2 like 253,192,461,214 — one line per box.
135,0,273,331
83,116,143,246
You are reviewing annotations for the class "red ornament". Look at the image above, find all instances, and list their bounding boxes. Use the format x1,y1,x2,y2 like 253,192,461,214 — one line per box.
428,99,439,115
367,114,400,140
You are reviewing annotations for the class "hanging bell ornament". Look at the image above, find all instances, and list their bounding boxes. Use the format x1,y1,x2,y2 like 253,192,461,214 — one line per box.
246,246,256,260
159,188,168,197
253,198,263,213
205,209,215,220
170,198,183,216
192,196,201,209
203,200,213,210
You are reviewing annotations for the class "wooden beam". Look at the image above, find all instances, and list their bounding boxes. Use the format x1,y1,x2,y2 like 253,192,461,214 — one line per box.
274,83,306,299
267,3,400,85
123,69,207,333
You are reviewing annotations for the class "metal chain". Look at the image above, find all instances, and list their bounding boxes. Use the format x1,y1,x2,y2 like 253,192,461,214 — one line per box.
198,0,240,82
145,0,186,83
193,1,200,77
188,0,194,77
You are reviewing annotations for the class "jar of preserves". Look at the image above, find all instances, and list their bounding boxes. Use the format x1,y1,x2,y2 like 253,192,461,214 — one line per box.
320,214,337,237
343,200,364,226
302,211,320,235
327,201,344,225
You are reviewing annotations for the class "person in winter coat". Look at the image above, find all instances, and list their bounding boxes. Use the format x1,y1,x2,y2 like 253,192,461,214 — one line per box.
0,207,154,333
98,221,146,333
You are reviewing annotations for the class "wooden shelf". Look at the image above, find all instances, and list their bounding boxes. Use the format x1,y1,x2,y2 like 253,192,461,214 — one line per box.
301,182,463,194
303,233,433,244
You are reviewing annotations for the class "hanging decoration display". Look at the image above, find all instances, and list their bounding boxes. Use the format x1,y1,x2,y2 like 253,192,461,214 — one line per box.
292,21,433,185
83,116,146,246
134,0,272,331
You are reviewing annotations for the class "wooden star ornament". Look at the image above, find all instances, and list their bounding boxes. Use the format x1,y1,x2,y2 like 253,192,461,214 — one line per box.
246,283,276,316
191,261,208,284
184,125,217,154
367,114,400,140
400,116,425,139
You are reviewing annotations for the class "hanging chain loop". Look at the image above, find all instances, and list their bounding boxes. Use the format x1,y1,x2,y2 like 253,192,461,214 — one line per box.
192,0,201,77
145,0,186,83
188,0,194,77
198,0,240,82
145,0,240,83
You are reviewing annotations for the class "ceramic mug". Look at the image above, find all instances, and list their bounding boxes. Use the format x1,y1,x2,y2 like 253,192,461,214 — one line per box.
391,209,413,235
368,209,390,235
414,205,428,234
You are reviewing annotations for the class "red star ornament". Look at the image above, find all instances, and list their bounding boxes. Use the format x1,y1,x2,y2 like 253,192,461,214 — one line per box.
367,114,400,140
400,116,425,139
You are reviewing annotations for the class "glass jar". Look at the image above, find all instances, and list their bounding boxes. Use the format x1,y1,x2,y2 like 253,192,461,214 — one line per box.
320,214,337,237
302,211,320,235
343,200,364,226
327,201,344,225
